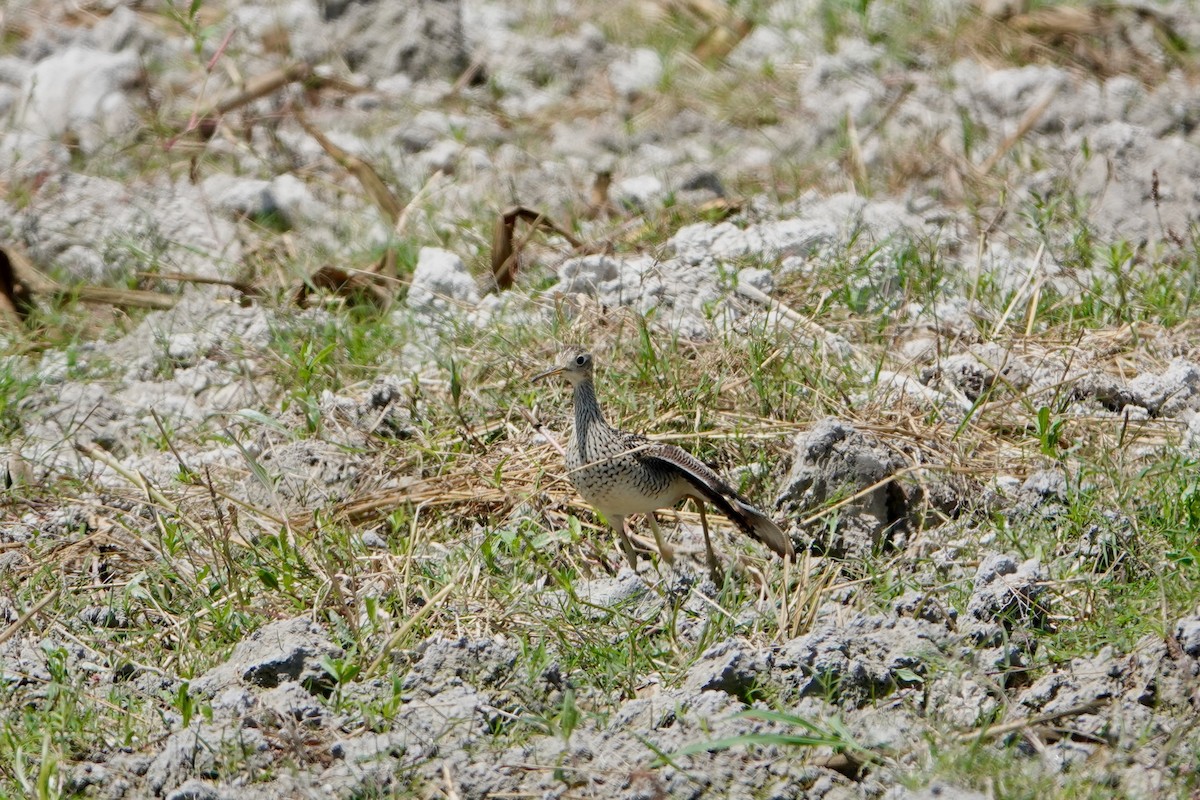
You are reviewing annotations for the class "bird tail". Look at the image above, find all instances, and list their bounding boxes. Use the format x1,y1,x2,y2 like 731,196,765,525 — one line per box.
693,481,795,560
641,443,795,560
730,497,795,560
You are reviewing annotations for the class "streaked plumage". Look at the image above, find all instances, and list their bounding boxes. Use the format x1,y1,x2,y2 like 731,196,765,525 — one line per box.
533,348,794,573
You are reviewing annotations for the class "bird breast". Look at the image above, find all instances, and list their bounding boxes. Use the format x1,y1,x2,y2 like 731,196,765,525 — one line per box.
566,425,691,516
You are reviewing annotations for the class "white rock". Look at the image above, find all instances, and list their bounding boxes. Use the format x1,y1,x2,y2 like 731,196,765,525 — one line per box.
172,366,211,395
202,175,272,218
1184,412,1200,453
266,174,326,226
17,174,242,281
361,531,388,549
13,47,139,153
670,222,738,261
376,74,414,95
0,56,30,85
751,218,838,258
612,174,664,210
1174,616,1200,657
420,139,464,173
407,247,479,314
978,65,1069,115
93,5,142,52
554,255,620,295
671,218,836,264
737,145,775,170
738,268,774,294
0,131,70,178
166,333,200,362
1103,75,1142,116
728,26,790,69
607,48,663,98
37,351,72,384
0,85,14,117
1129,359,1200,417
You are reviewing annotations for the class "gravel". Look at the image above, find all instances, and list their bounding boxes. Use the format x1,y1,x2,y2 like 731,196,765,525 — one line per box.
4,0,1200,796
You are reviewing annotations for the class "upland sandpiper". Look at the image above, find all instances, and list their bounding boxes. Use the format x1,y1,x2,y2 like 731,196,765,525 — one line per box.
533,349,794,577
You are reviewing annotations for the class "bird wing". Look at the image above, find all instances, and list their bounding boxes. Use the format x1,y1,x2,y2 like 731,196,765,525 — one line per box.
638,442,794,559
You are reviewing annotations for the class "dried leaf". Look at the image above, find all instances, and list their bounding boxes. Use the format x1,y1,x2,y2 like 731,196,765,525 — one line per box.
137,271,258,296
293,264,394,309
364,248,398,279
490,206,582,291
296,111,403,224
214,63,309,120
0,247,24,327
2,243,181,314
584,169,613,220
75,287,177,310
692,15,753,63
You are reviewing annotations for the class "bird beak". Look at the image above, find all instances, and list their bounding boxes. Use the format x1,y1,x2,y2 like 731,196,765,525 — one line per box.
530,366,563,383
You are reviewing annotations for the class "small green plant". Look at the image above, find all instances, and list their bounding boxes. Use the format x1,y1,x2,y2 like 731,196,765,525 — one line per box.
1034,406,1064,458
173,682,196,729
0,360,36,440
11,732,62,800
321,656,362,711
670,708,877,766
283,340,337,434
554,685,580,742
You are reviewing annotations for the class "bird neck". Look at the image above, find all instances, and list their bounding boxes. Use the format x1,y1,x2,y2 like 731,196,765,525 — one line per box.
572,377,606,433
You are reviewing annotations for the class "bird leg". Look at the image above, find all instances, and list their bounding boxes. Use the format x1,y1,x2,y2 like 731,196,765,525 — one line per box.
611,515,638,570
645,514,675,565
695,499,723,583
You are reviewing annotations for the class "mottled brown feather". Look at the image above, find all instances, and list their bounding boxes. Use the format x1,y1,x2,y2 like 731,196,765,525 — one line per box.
638,442,795,559
536,348,794,566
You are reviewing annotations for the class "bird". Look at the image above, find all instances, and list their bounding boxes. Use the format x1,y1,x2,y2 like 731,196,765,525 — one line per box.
532,348,794,578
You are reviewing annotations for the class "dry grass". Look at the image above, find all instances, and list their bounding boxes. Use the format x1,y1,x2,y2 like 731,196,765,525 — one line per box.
3,0,1200,796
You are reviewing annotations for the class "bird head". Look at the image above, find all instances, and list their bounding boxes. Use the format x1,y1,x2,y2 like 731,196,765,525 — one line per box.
531,349,594,386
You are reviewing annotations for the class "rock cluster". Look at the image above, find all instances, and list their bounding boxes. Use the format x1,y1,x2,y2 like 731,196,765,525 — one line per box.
2,0,1200,797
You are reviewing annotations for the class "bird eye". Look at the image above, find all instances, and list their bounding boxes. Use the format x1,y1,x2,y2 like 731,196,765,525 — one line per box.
575,354,587,366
